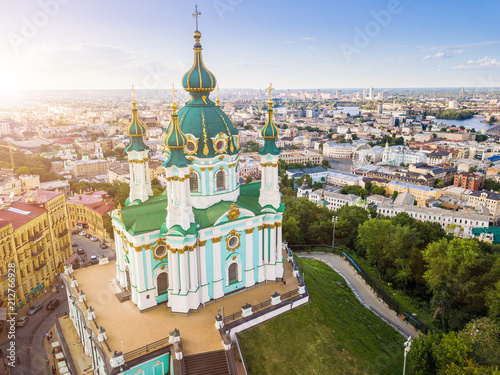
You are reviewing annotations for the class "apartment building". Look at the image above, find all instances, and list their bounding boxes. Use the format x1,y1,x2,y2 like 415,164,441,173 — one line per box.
280,150,323,165
73,159,110,178
454,172,483,191
0,190,71,310
67,191,114,239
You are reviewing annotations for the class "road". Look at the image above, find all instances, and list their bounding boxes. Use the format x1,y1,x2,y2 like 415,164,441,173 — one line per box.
298,252,419,339
1,286,69,375
71,233,116,263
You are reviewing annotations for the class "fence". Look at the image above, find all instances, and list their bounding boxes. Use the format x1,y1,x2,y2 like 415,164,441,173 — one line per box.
123,336,171,362
342,252,428,334
223,288,300,325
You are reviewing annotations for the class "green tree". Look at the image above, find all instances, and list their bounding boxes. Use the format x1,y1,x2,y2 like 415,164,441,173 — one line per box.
340,185,368,199
486,280,500,321
282,216,301,244
423,238,482,330
460,317,500,367
334,205,370,249
321,159,329,168
15,166,30,175
370,186,386,196
245,176,253,184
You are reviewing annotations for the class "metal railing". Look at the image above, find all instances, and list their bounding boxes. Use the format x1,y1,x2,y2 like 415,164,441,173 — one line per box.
123,336,171,362
224,288,300,325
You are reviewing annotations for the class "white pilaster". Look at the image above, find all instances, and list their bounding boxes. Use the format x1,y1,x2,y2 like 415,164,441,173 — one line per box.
200,242,209,303
257,227,264,282
213,238,224,299
245,229,255,287
179,252,188,295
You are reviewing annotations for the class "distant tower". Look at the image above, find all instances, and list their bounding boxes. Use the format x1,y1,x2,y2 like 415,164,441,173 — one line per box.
336,89,342,100
363,88,367,100
125,86,153,205
95,142,104,159
369,87,374,100
460,87,465,100
259,84,281,210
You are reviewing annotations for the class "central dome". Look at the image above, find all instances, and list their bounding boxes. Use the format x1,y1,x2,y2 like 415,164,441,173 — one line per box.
176,29,239,159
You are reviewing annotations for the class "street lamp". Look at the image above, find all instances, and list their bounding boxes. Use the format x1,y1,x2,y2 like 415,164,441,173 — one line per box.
403,336,412,375
332,217,338,251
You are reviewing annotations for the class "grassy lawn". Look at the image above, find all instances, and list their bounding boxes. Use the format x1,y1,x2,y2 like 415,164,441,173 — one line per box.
239,258,405,375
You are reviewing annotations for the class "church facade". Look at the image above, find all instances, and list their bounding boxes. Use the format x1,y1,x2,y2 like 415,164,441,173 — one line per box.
111,27,284,313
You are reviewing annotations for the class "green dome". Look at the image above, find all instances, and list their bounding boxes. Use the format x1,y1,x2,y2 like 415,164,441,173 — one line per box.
258,97,280,156
125,100,148,152
165,104,188,149
182,31,216,94
177,94,238,158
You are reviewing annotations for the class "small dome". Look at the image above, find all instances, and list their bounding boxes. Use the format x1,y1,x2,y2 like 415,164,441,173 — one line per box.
127,101,146,137
165,104,188,149
261,100,279,140
182,32,217,93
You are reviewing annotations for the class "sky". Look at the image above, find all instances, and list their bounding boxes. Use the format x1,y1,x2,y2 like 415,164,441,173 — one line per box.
0,0,500,91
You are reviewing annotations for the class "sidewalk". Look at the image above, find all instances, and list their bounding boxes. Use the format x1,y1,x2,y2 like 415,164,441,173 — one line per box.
298,252,419,338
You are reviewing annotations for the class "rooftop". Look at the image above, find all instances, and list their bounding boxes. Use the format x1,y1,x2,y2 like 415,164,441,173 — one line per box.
0,201,46,229
69,253,297,357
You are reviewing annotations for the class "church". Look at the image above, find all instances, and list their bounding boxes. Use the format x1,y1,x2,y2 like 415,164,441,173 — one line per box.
111,23,285,314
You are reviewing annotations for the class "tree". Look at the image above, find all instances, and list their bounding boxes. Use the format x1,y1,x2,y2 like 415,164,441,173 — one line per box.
486,280,500,321
364,181,373,193
321,159,329,168
282,216,302,244
371,186,386,196
15,166,30,175
392,191,399,201
334,205,370,250
460,317,500,367
245,176,253,184
340,185,367,199
423,238,482,330
435,179,445,189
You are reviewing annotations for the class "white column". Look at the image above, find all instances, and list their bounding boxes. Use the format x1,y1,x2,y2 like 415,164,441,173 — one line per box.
167,251,174,293
199,242,209,302
179,252,188,295
263,226,269,265
270,226,276,265
245,229,255,287
257,227,264,282
171,252,179,294
276,224,283,262
213,238,224,299
189,250,197,291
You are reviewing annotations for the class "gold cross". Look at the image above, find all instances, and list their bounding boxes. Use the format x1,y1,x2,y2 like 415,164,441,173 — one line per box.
193,5,201,31
131,85,136,101
267,83,275,101
171,84,177,103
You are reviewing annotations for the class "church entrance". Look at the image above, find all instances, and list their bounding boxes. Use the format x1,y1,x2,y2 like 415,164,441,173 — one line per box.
125,268,131,292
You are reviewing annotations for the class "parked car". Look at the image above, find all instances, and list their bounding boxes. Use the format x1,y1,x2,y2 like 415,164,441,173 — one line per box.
46,299,60,310
16,316,29,327
72,242,77,247
79,231,86,236
77,248,85,255
100,243,108,249
27,303,43,316
90,236,98,242
85,234,91,239
90,256,99,265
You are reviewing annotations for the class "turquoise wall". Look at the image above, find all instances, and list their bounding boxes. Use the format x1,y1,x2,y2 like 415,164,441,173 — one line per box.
206,240,214,299
123,353,170,375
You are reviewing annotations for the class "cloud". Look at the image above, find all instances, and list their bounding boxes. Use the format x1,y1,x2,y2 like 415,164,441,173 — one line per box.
422,52,450,60
284,40,297,44
454,57,500,70
300,37,315,41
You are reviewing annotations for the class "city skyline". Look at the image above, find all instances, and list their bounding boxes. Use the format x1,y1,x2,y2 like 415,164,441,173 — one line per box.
1,0,500,91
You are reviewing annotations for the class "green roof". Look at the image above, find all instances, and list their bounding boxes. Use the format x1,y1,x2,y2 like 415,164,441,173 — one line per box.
116,181,274,236
472,226,500,244
182,31,216,93
125,102,149,152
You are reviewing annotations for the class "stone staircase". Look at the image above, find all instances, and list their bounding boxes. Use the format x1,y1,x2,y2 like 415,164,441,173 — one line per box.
184,350,230,375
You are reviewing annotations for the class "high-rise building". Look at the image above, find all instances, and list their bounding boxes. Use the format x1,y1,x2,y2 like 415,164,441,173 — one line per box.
336,89,342,100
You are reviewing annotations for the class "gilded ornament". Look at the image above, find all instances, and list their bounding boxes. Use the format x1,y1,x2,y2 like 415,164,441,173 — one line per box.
212,236,222,244
227,203,240,221
245,228,254,234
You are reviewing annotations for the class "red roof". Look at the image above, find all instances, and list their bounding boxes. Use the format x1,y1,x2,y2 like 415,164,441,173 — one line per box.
25,189,63,205
67,191,114,217
0,202,46,229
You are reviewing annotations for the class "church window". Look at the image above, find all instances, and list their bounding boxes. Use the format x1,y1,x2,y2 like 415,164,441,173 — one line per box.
215,139,227,153
216,170,226,191
228,236,239,249
154,245,167,258
157,273,169,295
189,172,199,192
228,263,238,284
186,140,197,154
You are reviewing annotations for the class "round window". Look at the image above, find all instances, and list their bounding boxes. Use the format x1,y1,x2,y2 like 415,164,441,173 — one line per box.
186,141,196,152
155,245,167,258
228,236,239,249
216,140,226,152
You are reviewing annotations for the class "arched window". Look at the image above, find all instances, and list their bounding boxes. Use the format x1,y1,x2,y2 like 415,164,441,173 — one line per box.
216,170,226,191
228,263,238,284
189,172,199,192
157,273,169,295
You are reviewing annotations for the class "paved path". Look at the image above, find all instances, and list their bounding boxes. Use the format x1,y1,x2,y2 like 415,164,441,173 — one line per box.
298,252,419,339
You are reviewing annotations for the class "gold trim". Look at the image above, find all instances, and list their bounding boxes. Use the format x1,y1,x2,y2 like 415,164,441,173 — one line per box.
184,135,199,155
199,240,207,247
227,203,240,221
152,244,168,261
258,225,264,231
219,156,224,161
212,236,222,244
202,112,209,155
219,166,224,170
208,167,214,171
201,95,208,104
215,111,235,152
275,222,282,228
212,132,228,154
200,167,206,172
245,228,254,234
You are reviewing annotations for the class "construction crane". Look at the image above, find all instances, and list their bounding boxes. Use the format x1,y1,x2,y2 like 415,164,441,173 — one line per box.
0,141,16,171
